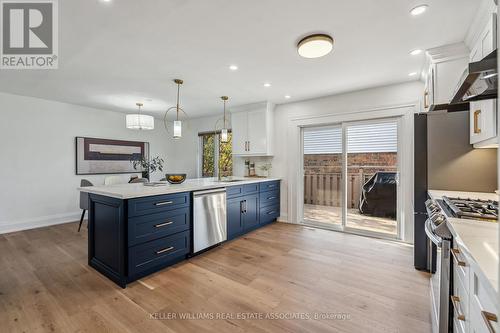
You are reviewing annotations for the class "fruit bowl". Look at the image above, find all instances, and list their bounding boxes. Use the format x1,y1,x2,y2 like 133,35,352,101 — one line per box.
165,174,187,184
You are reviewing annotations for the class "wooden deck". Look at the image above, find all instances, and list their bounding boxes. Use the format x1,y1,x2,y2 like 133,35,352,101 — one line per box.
0,221,429,332
304,204,397,235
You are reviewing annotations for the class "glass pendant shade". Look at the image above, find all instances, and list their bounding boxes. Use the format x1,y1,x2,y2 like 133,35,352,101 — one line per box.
126,103,154,130
221,128,228,142
173,120,182,138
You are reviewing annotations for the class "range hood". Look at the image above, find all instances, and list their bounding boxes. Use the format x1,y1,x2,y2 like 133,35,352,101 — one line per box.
450,49,498,104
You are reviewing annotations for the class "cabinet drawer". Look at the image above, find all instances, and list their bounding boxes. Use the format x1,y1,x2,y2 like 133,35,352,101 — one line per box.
243,183,259,194
259,181,279,193
470,269,498,333
227,184,259,198
452,267,469,333
128,208,190,246
128,231,190,277
260,190,280,208
260,204,280,224
128,192,190,217
451,244,470,290
226,186,244,198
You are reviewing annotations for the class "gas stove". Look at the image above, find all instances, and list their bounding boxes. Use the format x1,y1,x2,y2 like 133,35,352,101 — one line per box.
442,196,498,222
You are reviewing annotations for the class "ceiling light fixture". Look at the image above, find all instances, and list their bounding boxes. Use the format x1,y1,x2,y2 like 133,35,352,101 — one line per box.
126,103,154,130
409,72,418,77
164,79,189,139
285,95,291,99
219,96,230,143
264,83,271,87
297,34,334,59
410,49,423,56
229,65,238,71
410,4,428,16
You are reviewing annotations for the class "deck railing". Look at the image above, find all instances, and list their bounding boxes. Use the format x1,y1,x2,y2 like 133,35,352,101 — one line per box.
303,168,395,208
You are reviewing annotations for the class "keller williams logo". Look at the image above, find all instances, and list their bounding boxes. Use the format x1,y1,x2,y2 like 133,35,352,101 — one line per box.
1,0,58,69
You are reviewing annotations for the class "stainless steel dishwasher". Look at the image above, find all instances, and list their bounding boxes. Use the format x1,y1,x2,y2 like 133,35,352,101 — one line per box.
192,188,227,253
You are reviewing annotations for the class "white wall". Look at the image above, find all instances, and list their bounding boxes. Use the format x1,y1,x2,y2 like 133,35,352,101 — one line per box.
270,81,424,242
0,92,174,234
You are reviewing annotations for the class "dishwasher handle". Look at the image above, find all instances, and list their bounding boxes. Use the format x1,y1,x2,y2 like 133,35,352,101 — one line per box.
193,188,226,197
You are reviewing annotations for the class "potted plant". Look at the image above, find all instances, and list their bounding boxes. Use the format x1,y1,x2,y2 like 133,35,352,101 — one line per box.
259,163,272,177
130,155,164,180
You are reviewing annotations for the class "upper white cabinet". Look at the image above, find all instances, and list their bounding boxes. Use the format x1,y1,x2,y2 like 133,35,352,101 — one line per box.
422,43,470,112
231,102,274,156
469,13,498,148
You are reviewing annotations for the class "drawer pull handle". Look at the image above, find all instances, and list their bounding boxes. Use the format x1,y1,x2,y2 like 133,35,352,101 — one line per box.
267,211,276,215
450,296,465,321
155,221,173,228
267,196,276,200
156,246,174,255
451,248,466,267
155,201,174,206
474,109,482,134
268,185,275,188
481,311,498,333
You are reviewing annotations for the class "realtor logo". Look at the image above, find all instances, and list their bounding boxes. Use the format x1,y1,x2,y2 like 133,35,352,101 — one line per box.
1,0,58,69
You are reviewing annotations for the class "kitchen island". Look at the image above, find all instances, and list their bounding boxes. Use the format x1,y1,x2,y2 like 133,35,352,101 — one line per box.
79,177,281,287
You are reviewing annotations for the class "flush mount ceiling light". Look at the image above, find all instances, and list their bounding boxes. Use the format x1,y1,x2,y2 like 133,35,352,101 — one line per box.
164,79,189,139
408,72,418,77
410,4,428,16
263,82,271,87
284,95,291,99
410,49,423,56
126,103,154,130
229,65,238,71
297,34,334,59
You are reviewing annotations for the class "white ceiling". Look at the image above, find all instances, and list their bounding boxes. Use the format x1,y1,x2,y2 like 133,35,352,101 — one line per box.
0,0,481,118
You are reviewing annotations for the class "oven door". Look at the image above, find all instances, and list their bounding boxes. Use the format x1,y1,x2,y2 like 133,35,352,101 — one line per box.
425,219,442,333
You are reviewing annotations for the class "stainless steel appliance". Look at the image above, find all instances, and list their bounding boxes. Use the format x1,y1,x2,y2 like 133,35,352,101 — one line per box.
425,199,452,333
193,188,227,253
442,196,498,221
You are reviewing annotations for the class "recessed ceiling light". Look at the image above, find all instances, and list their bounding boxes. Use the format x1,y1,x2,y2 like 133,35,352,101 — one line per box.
284,95,291,99
229,65,238,71
410,49,423,56
409,72,418,77
263,83,271,87
100,0,112,2
297,34,334,59
410,4,428,16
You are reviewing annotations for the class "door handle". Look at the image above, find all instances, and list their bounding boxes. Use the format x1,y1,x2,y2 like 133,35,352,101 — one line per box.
450,296,465,321
154,201,173,206
155,221,173,228
481,311,498,333
156,246,174,255
240,200,245,214
451,248,466,267
248,141,250,152
474,109,482,134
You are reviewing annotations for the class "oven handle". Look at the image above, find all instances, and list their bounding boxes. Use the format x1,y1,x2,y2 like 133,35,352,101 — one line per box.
424,219,442,247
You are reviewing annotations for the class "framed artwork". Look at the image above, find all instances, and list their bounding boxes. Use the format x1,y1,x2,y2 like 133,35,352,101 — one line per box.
76,137,149,175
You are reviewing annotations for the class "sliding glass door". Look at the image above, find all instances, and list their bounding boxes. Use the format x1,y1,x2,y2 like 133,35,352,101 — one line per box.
302,125,344,229
302,118,400,239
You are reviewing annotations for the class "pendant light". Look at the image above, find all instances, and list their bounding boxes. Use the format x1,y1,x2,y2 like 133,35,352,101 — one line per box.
164,79,188,139
220,96,229,142
126,102,154,130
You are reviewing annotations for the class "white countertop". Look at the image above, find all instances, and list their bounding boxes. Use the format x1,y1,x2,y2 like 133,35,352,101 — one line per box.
428,189,499,292
78,177,281,199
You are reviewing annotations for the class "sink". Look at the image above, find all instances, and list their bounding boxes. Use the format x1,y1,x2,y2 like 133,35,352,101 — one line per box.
215,178,244,183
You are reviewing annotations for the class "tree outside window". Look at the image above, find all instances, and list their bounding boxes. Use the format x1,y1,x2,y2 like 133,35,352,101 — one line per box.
200,132,232,177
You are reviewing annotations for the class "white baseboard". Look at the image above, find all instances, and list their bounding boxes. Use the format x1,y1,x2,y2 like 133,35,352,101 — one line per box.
0,211,82,235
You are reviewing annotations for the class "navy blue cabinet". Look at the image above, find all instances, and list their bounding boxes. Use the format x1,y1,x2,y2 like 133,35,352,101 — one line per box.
227,197,244,239
89,192,192,288
226,180,280,240
88,181,280,288
243,194,259,231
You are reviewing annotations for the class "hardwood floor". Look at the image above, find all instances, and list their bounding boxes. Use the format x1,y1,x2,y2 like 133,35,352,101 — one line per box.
0,221,431,333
